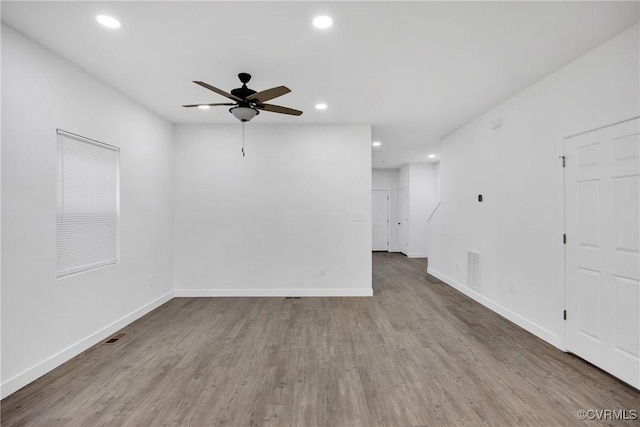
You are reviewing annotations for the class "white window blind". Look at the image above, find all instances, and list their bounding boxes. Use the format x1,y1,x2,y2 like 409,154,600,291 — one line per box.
56,129,120,278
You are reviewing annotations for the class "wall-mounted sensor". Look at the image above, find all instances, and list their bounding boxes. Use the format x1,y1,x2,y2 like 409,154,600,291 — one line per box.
478,194,483,202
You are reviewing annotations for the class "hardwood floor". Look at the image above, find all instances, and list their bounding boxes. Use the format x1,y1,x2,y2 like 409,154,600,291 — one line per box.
2,252,638,426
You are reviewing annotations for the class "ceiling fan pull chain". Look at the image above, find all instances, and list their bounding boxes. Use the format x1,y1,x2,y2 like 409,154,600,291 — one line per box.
241,121,246,157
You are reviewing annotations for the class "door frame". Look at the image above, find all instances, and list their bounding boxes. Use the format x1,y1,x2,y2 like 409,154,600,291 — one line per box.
558,116,640,352
399,187,410,255
372,188,390,252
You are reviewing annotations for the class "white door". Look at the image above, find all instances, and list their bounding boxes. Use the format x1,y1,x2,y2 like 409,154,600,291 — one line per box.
564,118,640,389
372,190,389,251
399,188,409,255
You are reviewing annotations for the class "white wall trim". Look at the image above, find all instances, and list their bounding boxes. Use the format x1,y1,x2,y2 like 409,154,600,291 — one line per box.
174,288,373,297
427,268,561,348
1,290,174,399
406,252,429,258
563,115,640,140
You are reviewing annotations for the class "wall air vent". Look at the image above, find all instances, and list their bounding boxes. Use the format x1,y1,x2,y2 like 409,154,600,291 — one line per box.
104,332,127,344
467,250,481,292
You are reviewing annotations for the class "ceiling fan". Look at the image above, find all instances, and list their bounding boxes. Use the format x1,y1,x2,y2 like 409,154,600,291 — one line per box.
183,73,303,122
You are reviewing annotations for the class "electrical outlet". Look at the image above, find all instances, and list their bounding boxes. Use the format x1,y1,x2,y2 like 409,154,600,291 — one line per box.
351,213,363,222
320,266,326,276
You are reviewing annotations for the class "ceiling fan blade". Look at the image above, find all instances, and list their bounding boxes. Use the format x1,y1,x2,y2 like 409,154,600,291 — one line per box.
246,86,291,103
193,81,242,102
258,103,303,116
182,103,236,107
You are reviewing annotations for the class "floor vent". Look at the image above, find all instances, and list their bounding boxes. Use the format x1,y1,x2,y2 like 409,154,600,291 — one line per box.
104,332,127,344
467,250,481,292
285,297,301,299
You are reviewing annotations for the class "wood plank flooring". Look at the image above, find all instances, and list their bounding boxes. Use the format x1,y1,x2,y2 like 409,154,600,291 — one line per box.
2,252,639,426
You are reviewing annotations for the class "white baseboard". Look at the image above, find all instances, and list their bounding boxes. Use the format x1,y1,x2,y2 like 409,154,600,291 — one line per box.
427,268,560,348
406,252,428,258
1,290,174,399
174,288,374,297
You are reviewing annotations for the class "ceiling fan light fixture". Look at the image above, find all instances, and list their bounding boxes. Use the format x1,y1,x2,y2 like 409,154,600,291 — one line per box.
315,103,328,110
198,105,210,110
230,106,259,122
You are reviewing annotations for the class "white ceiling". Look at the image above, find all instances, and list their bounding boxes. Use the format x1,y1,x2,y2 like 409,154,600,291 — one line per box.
2,1,638,168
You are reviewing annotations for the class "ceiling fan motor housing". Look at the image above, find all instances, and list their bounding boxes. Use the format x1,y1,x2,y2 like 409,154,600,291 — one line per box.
231,73,257,101
231,87,257,101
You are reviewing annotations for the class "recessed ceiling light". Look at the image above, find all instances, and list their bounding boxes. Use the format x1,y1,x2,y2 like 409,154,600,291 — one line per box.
313,16,333,29
315,103,328,110
198,105,210,110
428,154,436,158
372,141,382,147
96,15,121,29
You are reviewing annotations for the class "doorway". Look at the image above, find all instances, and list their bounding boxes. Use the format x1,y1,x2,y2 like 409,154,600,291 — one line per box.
372,190,389,251
564,117,639,388
399,188,409,255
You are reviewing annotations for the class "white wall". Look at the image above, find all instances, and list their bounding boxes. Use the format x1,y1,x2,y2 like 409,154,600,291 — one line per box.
427,24,639,347
372,169,400,252
1,25,175,398
173,124,372,296
408,163,438,257
397,163,439,257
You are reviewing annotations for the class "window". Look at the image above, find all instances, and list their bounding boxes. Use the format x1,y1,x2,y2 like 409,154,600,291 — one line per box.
56,129,120,277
